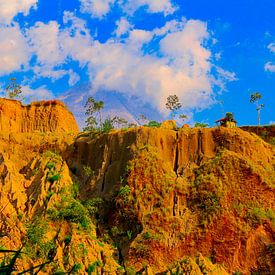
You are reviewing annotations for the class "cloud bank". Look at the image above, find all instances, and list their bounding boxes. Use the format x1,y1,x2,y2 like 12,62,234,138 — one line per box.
79,0,176,18
0,0,37,24
265,42,275,73
0,1,236,112
0,24,30,75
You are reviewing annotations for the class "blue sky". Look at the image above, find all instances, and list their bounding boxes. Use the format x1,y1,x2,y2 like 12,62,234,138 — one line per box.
0,0,274,126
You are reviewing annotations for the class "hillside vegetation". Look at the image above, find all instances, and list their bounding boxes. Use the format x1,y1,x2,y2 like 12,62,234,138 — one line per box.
0,100,274,274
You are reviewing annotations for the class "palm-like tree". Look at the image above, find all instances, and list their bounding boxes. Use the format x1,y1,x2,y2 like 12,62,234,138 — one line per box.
250,92,264,126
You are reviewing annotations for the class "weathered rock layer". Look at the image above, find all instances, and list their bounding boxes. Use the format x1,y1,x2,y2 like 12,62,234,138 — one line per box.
0,98,79,133
0,102,274,274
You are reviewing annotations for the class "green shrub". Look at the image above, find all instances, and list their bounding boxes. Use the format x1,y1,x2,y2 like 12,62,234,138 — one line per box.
118,185,131,199
127,230,132,240
198,192,220,215
48,173,61,183
83,197,104,216
46,162,56,170
246,207,275,226
189,191,221,226
102,118,115,133
27,220,47,245
18,212,23,221
145,121,161,128
269,137,275,146
266,243,275,259
40,240,55,259
70,263,82,274
194,122,209,128
44,150,61,160
260,130,269,140
83,165,94,177
32,167,39,175
86,260,102,274
48,201,90,229
26,219,56,260
64,235,72,246
72,181,80,198
126,266,136,275
46,190,54,201
143,231,153,240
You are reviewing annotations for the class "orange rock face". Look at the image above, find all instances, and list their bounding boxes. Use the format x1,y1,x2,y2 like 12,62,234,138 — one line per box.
69,127,275,274
0,109,274,274
0,98,79,133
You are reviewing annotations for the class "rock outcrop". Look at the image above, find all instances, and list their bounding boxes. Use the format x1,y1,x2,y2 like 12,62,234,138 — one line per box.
0,98,79,133
68,127,275,274
241,125,275,144
0,103,274,274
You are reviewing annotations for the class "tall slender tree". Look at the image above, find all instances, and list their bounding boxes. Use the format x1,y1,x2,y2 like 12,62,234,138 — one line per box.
250,92,264,126
84,96,104,131
84,97,131,132
165,95,182,118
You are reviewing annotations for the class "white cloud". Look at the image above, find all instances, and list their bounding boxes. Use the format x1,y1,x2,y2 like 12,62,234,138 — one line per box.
86,19,235,113
0,0,37,24
27,21,64,66
0,24,30,76
60,12,94,65
0,11,234,115
22,85,54,101
265,42,275,73
123,0,177,16
267,42,275,53
215,67,238,82
114,18,132,36
264,62,275,72
68,70,80,86
79,0,115,18
79,0,176,18
214,52,222,61
26,13,91,85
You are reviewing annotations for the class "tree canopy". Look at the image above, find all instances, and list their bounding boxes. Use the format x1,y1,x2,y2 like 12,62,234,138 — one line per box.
250,92,264,126
5,77,23,100
84,97,131,132
165,95,182,118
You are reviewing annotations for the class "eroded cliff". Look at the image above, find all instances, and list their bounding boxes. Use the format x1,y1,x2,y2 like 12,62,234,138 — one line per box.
0,98,79,133
0,106,274,274
67,127,274,274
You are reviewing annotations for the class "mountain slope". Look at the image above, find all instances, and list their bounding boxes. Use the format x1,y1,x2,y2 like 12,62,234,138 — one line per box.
69,127,274,274
59,84,163,130
0,99,274,274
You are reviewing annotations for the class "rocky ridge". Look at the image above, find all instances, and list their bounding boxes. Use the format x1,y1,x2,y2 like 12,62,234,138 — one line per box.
0,98,79,133
0,99,274,274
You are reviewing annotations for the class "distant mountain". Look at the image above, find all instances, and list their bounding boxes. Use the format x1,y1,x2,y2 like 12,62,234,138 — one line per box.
58,83,163,130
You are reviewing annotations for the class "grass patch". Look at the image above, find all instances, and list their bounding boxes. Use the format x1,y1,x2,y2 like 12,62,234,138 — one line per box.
48,200,91,229
25,219,56,260
245,207,275,227
82,197,104,216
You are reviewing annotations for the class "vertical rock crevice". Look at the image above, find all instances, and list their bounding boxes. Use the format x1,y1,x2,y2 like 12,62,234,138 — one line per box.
173,131,179,176
197,130,204,165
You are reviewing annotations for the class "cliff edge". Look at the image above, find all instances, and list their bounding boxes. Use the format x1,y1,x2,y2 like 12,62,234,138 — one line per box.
0,109,274,274
0,98,79,133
